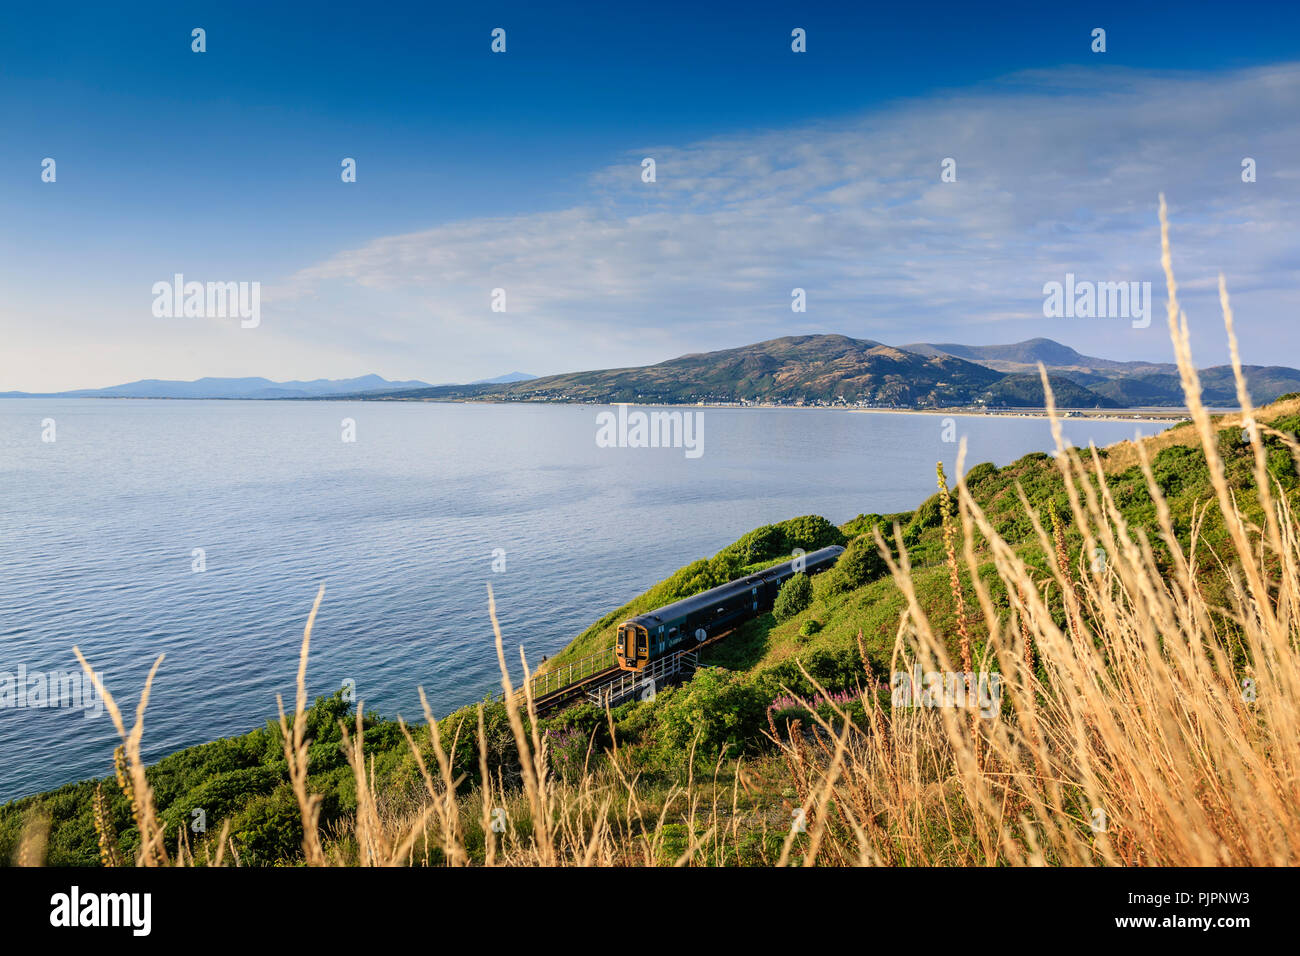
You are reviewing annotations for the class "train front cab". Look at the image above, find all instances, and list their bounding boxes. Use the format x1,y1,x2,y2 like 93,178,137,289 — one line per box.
617,622,649,671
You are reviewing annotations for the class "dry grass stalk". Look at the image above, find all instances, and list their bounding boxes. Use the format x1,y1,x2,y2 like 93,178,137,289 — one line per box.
73,647,168,866
276,584,327,866
92,782,124,867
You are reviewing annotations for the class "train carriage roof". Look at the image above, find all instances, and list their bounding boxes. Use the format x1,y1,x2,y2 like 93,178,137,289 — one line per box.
627,545,844,628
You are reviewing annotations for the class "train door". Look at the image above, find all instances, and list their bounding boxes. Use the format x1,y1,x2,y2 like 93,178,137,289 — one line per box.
618,624,635,669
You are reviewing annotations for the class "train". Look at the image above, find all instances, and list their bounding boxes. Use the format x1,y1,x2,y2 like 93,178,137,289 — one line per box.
615,545,845,671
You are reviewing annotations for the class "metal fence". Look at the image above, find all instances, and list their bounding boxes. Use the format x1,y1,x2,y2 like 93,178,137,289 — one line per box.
496,645,618,703
586,649,699,708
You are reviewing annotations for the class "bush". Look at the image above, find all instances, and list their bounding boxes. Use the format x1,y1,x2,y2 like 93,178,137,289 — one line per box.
963,461,998,488
840,512,884,539
653,668,768,759
228,786,303,864
732,524,785,564
904,492,943,543
836,535,886,588
773,573,813,622
1151,444,1203,497
778,515,847,553
727,516,845,567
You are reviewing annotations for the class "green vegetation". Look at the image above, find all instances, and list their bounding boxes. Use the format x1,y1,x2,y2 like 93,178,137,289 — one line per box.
772,573,812,622
979,372,1119,408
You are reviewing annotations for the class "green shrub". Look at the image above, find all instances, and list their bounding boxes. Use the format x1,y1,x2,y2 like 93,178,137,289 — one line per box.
773,573,813,622
902,492,943,546
963,461,998,488
777,515,847,553
836,535,886,588
228,785,303,864
840,512,884,539
1151,444,1202,497
732,524,786,563
653,668,768,759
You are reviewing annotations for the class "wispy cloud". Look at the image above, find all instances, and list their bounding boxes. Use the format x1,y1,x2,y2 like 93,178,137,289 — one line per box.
277,63,1300,375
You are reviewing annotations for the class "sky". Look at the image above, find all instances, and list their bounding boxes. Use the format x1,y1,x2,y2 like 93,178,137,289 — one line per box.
1,0,1299,391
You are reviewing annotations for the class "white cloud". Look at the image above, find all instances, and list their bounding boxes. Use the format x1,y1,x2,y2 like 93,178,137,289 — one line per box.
276,62,1300,375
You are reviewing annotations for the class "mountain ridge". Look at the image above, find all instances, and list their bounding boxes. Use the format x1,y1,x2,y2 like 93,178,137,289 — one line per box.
0,372,533,400
355,335,1300,409
9,335,1299,408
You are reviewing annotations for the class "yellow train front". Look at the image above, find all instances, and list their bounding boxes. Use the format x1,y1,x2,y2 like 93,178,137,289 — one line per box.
615,545,844,671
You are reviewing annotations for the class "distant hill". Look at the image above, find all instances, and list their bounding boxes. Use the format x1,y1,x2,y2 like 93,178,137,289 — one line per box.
902,337,1300,407
1091,366,1300,407
902,337,1176,379
362,334,1300,409
3,374,433,400
359,335,1008,407
10,339,1296,409
470,372,535,385
978,373,1121,409
0,372,539,400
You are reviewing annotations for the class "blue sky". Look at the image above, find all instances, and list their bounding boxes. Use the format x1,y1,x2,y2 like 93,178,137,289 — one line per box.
2,1,1299,390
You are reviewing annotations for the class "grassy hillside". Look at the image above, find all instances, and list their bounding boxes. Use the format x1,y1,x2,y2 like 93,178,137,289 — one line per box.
1092,366,1300,406
977,372,1120,408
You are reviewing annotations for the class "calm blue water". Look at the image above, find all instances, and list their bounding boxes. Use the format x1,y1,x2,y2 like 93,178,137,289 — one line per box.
0,399,1162,801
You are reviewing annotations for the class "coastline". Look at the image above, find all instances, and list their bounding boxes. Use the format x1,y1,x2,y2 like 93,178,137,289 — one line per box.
425,396,1190,425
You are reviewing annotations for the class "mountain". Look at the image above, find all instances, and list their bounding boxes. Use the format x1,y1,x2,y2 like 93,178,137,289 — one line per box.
0,374,434,400
979,373,1120,409
359,335,1008,407
1091,366,1300,407
470,371,535,384
903,337,1300,407
901,337,1178,381
356,334,1300,409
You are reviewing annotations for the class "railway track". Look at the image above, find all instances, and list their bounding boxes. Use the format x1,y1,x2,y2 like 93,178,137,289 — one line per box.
497,630,731,717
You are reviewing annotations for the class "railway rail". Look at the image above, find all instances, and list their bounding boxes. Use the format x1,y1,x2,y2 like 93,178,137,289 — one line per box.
496,631,729,716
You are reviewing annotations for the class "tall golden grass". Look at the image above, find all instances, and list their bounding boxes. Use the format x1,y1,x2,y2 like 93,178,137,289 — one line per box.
39,198,1299,867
